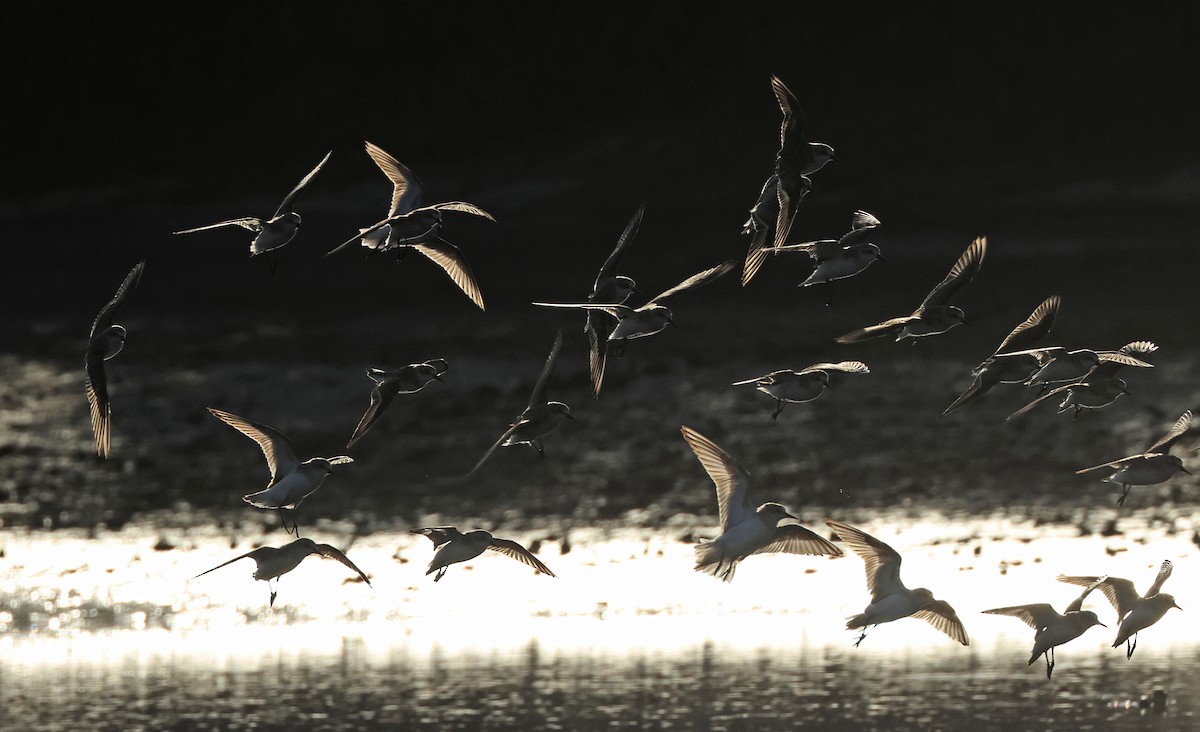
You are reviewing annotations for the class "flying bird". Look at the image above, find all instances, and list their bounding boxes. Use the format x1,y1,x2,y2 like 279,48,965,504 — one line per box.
739,173,788,286
768,75,835,253
467,331,571,477
193,537,371,608
682,426,841,582
758,210,883,304
345,359,448,449
85,261,145,459
583,204,645,397
733,361,870,419
174,151,331,273
836,237,987,344
982,578,1106,679
1058,560,1181,659
535,259,736,367
208,408,353,535
826,519,970,647
1025,340,1156,389
1076,410,1192,506
1007,342,1157,421
409,527,556,581
324,141,494,309
942,295,1060,415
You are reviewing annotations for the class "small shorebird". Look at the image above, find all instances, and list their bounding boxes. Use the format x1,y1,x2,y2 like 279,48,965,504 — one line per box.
345,359,448,449
174,151,331,273
983,578,1106,679
768,76,834,252
1007,342,1156,420
409,527,555,581
836,237,987,344
1076,410,1192,506
739,173,788,286
85,261,145,459
193,537,371,608
467,331,571,477
208,408,353,535
584,204,644,397
682,426,841,582
324,142,493,309
942,295,1060,415
1058,560,1181,659
535,260,735,364
826,519,970,646
758,210,883,304
733,361,870,419
1026,340,1156,388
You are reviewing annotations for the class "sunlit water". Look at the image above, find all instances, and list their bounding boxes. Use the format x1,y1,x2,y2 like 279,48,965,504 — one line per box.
2,510,1198,730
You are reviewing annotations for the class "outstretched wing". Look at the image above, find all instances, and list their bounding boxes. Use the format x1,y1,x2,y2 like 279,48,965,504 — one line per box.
1147,411,1191,455
314,543,372,586
752,524,842,557
835,316,915,344
648,260,736,305
346,386,389,449
207,407,299,482
412,236,486,310
681,426,753,532
586,318,609,398
90,261,146,337
993,295,1060,355
825,520,904,604
771,75,804,147
85,350,111,458
918,236,987,311
273,150,332,217
1006,384,1072,421
1057,574,1140,618
1145,560,1173,598
982,603,1060,631
595,204,644,291
425,201,496,221
365,140,424,216
913,600,970,645
466,420,524,479
173,218,265,235
487,538,557,577
528,330,563,408
1075,454,1142,474
800,361,869,376
193,548,270,579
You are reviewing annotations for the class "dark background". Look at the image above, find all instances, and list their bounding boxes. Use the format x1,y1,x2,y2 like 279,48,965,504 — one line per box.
3,4,1199,529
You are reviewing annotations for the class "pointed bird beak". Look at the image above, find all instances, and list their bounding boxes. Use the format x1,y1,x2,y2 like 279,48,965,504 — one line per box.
1182,467,1192,475
1098,622,1107,628
565,413,576,421
1174,602,1183,610
876,254,887,263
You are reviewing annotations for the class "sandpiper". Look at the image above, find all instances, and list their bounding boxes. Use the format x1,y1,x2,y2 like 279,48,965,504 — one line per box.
1076,410,1192,506
826,519,970,646
584,205,644,397
734,361,870,419
759,210,883,304
409,527,555,581
345,359,449,449
768,75,834,252
208,407,353,535
682,426,841,583
85,261,145,459
1007,343,1156,420
174,150,331,273
836,237,987,344
982,578,1106,679
193,537,371,608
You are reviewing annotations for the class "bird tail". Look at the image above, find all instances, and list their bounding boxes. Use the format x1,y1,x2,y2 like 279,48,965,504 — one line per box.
693,542,736,583
845,613,869,630
242,489,277,509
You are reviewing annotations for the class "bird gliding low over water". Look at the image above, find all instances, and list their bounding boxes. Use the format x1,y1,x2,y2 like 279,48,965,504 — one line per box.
1076,410,1193,506
409,527,556,582
345,358,449,449
193,537,371,608
982,578,1106,678
1058,560,1181,659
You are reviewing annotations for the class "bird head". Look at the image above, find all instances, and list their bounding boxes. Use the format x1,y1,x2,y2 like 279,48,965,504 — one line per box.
950,306,969,326
757,502,797,525
549,401,574,421
1081,610,1106,629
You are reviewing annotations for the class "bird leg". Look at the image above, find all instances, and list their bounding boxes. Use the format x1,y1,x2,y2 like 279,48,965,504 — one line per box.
1045,647,1055,679
1072,405,1082,420
434,567,447,582
771,400,785,420
1117,484,1131,507
853,627,871,648
1127,634,1138,659
268,578,279,608
825,282,833,308
532,438,545,459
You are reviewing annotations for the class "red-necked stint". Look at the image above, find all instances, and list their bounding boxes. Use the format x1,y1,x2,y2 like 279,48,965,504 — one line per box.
85,261,144,459
759,210,883,304
1058,560,1181,659
208,408,353,535
1007,342,1157,421
467,331,571,477
982,578,1106,678
943,295,1060,415
173,151,331,273
193,537,371,608
734,361,870,419
345,359,449,449
681,426,841,583
836,237,987,344
324,141,493,309
535,260,736,365
1076,410,1192,506
584,204,644,397
826,519,970,646
409,527,556,582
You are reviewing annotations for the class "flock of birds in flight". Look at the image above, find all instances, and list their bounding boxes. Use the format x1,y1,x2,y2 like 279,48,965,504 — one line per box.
78,76,1193,678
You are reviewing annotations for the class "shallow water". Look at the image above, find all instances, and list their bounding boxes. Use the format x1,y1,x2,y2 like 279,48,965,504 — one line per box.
2,513,1197,730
